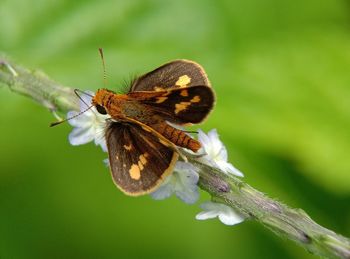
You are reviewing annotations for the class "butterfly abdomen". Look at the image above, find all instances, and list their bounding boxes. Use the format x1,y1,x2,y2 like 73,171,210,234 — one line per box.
154,122,201,152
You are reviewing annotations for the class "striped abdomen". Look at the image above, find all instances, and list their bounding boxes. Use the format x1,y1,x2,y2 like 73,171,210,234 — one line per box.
153,122,201,152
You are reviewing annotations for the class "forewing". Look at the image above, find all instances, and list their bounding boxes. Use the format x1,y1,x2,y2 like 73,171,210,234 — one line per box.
106,122,179,196
128,85,215,124
130,59,211,92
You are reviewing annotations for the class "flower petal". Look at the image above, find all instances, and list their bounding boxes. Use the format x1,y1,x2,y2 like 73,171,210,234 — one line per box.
93,129,108,152
68,126,95,145
173,162,199,204
218,211,245,226
174,172,199,204
195,210,219,220
196,201,245,226
196,129,244,177
216,145,228,162
103,158,110,167
151,161,199,204
150,176,174,200
216,161,244,177
208,129,223,155
79,91,94,107
198,129,211,148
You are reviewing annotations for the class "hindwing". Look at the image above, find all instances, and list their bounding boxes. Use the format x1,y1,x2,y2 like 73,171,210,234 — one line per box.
106,122,178,196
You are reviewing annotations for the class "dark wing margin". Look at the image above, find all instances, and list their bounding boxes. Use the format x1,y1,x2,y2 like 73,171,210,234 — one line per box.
128,85,215,125
130,59,211,92
106,122,179,196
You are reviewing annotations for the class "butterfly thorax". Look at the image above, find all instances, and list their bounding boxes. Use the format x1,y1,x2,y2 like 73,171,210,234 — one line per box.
92,89,132,120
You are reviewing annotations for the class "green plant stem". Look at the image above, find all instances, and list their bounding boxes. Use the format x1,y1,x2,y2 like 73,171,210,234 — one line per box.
1,56,349,259
0,55,78,114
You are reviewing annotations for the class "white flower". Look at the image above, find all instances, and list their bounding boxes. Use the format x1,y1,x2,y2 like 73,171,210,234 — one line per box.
197,129,244,177
151,161,199,204
67,90,110,152
196,201,245,226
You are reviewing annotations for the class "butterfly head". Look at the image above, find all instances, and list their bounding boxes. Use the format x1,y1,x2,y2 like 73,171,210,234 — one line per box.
92,88,115,115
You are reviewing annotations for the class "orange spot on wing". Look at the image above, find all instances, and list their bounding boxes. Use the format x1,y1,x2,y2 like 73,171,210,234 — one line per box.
175,102,191,114
139,154,148,165
191,95,201,103
175,95,201,114
175,75,191,88
123,143,132,150
180,89,189,97
156,96,168,103
138,161,144,171
129,164,141,180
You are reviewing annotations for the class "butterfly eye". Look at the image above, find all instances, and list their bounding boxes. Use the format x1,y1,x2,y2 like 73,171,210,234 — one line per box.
96,105,107,115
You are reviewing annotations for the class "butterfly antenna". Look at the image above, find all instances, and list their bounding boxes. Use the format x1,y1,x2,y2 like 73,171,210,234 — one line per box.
74,88,93,108
50,105,94,127
98,48,108,87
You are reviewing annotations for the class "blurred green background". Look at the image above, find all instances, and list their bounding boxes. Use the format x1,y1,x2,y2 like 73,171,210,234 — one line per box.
1,0,350,258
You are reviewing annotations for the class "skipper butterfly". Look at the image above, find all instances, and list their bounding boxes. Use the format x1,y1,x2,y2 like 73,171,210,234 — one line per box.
54,59,215,196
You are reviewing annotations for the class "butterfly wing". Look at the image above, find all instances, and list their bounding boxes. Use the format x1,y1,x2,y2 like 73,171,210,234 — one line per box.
106,121,179,196
130,59,211,92
128,85,215,125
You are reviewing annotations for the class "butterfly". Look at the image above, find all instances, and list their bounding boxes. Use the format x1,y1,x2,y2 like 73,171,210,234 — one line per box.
77,60,214,196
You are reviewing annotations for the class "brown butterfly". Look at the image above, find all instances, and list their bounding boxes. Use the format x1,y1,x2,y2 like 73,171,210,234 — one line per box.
55,59,215,196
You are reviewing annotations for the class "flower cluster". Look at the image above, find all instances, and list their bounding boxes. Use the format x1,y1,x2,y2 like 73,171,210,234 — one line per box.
68,92,245,226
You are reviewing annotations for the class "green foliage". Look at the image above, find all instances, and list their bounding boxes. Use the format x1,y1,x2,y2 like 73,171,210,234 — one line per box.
0,0,349,258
